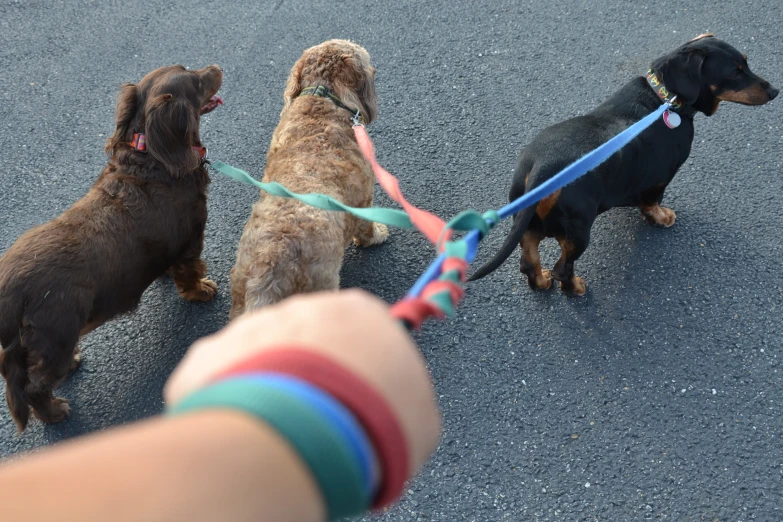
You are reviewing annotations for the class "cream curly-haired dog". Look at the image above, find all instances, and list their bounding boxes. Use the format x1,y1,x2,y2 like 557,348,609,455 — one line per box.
229,40,388,318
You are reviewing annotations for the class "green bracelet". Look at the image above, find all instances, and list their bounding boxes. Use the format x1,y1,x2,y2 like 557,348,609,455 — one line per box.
168,378,367,520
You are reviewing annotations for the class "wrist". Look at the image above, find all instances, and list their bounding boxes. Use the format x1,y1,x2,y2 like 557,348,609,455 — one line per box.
173,410,327,522
168,347,410,518
212,347,410,508
169,370,379,520
0,410,326,522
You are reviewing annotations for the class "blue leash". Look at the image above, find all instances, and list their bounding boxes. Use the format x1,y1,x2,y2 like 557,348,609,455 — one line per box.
406,103,670,298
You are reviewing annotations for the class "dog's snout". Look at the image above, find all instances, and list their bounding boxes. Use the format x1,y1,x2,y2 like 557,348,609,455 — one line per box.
756,80,778,101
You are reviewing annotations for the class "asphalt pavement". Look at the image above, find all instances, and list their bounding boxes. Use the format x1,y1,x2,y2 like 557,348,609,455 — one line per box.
1,0,782,519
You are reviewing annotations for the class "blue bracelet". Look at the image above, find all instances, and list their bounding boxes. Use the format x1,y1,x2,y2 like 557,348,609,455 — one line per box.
233,373,379,502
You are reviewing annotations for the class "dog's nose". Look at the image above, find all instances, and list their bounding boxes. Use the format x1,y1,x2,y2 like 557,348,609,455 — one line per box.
768,86,779,100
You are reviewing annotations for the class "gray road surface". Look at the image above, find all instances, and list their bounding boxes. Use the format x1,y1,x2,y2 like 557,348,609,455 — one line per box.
1,0,782,519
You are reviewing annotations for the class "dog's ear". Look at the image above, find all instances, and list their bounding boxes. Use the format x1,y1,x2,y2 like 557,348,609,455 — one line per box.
106,83,138,155
144,93,200,177
333,55,379,124
652,49,706,106
357,65,378,124
282,56,306,114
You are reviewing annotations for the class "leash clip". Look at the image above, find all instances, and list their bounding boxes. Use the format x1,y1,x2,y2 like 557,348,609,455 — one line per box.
351,110,364,127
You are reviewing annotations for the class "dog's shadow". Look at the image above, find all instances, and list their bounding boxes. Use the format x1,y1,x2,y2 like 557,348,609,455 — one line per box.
0,234,406,450
340,230,439,304
539,205,763,357
0,277,229,449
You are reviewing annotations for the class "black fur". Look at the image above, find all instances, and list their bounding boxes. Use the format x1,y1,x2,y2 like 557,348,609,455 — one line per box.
469,35,778,294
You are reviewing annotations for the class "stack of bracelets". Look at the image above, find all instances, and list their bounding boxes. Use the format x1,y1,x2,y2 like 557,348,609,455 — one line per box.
167,348,409,520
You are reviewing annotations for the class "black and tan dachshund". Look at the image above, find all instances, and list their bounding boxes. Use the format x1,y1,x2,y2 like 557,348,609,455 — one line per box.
469,34,778,295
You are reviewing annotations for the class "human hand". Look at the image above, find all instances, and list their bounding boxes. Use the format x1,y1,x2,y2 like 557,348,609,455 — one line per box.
165,289,442,478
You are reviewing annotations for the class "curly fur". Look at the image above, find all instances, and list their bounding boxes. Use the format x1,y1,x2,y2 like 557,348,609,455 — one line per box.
229,40,387,319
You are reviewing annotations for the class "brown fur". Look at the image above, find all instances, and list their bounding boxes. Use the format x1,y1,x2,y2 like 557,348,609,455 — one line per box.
640,202,677,227
0,64,223,431
229,40,386,319
535,189,561,219
715,83,773,105
554,238,587,296
519,230,552,290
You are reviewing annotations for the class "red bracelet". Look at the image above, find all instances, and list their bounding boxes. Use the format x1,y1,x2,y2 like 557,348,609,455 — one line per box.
213,348,409,509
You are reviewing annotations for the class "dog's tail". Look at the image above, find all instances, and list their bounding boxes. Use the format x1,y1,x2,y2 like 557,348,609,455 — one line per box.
241,256,302,315
468,204,537,282
0,333,31,431
243,273,291,312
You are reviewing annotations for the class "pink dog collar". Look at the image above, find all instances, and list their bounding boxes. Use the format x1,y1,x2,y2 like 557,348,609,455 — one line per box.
130,133,207,159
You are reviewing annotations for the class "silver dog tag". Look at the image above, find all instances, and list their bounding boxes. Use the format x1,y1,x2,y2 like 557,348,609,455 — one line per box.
663,109,681,129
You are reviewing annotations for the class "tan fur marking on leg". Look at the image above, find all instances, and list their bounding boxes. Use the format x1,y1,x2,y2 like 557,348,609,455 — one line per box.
554,237,587,296
520,231,552,290
563,276,587,296
640,203,676,227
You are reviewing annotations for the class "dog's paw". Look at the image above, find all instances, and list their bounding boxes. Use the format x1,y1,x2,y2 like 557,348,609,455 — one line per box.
33,397,71,424
571,276,587,296
181,278,218,302
560,276,587,296
641,205,676,228
70,347,82,372
52,398,72,420
529,269,553,290
372,223,390,244
354,223,389,247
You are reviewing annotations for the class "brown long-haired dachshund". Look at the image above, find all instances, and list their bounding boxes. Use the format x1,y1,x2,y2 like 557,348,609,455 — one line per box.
469,35,778,295
0,64,223,431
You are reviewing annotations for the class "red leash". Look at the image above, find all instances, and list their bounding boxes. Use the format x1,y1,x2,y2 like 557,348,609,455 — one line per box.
353,125,452,247
353,125,465,328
